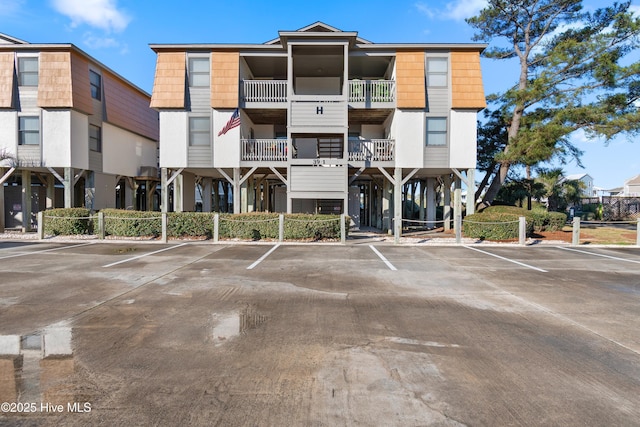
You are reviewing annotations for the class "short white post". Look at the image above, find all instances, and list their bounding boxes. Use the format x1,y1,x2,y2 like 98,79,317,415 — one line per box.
279,214,284,242
37,211,44,240
572,216,580,246
519,216,526,246
636,219,640,247
98,211,105,240
455,215,462,244
161,212,168,243
340,214,346,244
213,213,219,242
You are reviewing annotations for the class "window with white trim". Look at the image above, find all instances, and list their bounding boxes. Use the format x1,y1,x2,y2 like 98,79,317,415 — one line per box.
426,57,448,88
19,116,40,145
189,117,210,146
89,124,102,152
425,117,447,146
90,70,102,100
188,57,210,88
18,57,38,86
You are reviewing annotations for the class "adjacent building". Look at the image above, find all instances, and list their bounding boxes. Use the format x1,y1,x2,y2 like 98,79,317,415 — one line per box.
150,22,486,233
0,33,159,232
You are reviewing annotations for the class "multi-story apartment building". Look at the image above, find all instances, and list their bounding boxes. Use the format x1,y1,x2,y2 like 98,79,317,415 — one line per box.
0,33,159,232
150,22,485,233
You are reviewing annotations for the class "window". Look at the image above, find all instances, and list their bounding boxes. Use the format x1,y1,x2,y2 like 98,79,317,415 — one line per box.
90,70,102,100
427,57,448,87
89,124,102,152
18,57,38,86
19,116,40,145
426,117,447,146
188,57,210,87
189,117,210,146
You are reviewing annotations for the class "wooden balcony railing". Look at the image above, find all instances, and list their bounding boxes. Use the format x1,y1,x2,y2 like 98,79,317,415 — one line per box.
348,139,395,162
349,80,395,103
241,139,288,161
242,80,287,103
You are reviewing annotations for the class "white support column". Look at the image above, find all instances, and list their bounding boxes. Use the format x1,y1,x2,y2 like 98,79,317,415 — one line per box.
454,175,462,236
21,169,32,232
443,175,452,231
394,167,402,243
233,168,241,214
426,177,436,226
382,179,392,232
46,174,55,209
466,168,476,215
64,167,73,208
203,178,212,212
161,168,168,213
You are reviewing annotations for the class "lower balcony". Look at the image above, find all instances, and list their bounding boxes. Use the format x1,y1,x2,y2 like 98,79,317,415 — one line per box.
348,139,395,162
241,139,288,162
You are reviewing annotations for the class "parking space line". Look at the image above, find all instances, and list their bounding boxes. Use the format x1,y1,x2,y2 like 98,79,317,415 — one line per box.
556,246,640,264
0,242,96,260
102,243,188,268
369,245,397,271
247,244,280,270
463,245,548,272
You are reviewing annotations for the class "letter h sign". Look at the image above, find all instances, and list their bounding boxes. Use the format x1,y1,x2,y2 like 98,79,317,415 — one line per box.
316,106,323,115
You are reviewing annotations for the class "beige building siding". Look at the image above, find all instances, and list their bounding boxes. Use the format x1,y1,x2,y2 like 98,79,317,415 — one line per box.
150,52,186,108
396,51,426,109
70,51,93,115
451,51,486,110
104,71,159,141
37,52,73,108
0,53,14,108
211,51,239,108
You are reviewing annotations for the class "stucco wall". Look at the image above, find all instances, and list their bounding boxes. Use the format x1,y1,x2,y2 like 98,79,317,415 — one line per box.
103,122,157,176
159,111,187,168
449,109,477,169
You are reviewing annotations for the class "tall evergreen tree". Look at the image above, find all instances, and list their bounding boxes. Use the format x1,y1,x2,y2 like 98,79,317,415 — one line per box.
467,1,640,207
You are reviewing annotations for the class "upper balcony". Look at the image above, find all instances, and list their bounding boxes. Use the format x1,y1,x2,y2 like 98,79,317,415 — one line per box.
241,79,395,107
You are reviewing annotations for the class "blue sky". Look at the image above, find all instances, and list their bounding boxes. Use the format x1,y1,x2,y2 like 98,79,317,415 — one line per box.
1,0,639,191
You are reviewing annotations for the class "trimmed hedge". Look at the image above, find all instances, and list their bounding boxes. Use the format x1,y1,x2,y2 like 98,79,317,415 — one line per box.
102,209,162,238
43,208,92,235
463,212,531,240
480,206,567,232
60,209,348,241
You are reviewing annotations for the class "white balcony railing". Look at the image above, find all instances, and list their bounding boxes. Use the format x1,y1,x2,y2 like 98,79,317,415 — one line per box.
242,80,287,103
349,80,395,103
348,139,395,162
241,139,288,162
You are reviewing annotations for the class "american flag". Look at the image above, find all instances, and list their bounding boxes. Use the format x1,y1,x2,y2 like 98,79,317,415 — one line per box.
217,108,241,136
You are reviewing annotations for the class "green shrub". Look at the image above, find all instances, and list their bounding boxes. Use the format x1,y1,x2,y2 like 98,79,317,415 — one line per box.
546,212,568,231
43,208,92,235
168,212,216,238
218,213,281,240
481,205,567,233
102,209,162,237
463,212,528,240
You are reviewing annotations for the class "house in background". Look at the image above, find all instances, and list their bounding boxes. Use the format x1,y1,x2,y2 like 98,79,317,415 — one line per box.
561,173,595,197
623,174,640,196
150,22,486,233
0,33,159,232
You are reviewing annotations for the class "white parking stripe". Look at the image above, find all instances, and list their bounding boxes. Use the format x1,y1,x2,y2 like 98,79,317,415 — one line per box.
369,245,397,271
556,246,640,264
102,243,188,268
247,244,280,270
463,245,548,272
0,242,96,260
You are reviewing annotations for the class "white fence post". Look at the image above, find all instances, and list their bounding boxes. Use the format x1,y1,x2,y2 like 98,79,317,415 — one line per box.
340,214,346,244
572,216,580,246
161,212,168,243
637,219,640,247
519,216,526,246
98,211,105,240
214,214,219,242
279,214,284,242
37,211,44,240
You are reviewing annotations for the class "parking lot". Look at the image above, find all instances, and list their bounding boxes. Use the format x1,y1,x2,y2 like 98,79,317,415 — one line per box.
1,239,639,426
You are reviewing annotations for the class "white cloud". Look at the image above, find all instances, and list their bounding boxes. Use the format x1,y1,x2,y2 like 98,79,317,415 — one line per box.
0,0,25,17
415,0,487,21
50,0,130,32
82,32,118,49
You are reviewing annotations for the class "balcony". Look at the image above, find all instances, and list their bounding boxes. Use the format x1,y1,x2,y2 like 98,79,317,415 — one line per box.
348,139,395,162
241,139,288,162
241,79,396,104
348,80,395,103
